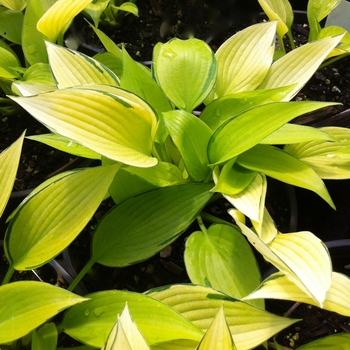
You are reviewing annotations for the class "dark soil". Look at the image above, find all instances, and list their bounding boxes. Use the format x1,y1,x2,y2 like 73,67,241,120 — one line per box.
1,1,350,349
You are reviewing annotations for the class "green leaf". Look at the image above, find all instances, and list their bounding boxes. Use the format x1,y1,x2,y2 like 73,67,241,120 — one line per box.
0,281,86,344
236,144,335,208
32,323,58,350
0,0,27,11
91,183,213,267
209,21,276,101
59,290,203,347
27,134,101,159
102,304,150,350
200,86,295,131
0,131,25,218
163,110,212,181
296,333,350,349
155,37,217,112
93,51,123,78
10,85,158,168
121,47,172,114
4,164,120,270
151,340,199,350
196,306,236,350
0,8,23,44
148,284,298,350
184,224,262,308
259,35,343,100
208,101,336,165
37,0,93,43
46,42,119,89
117,2,138,16
0,46,21,79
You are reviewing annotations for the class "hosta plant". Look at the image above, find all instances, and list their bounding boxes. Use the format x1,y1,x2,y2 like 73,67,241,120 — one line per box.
2,18,350,349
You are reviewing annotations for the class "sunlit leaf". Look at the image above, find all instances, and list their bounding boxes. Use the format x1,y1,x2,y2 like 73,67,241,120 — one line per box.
0,281,86,344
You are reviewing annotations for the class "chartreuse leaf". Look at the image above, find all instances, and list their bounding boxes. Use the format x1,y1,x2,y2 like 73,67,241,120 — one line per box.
209,21,276,101
259,35,343,100
0,281,86,344
184,224,262,308
261,123,336,144
102,304,150,350
4,164,120,270
10,85,158,168
296,333,350,349
0,8,23,44
148,284,298,350
83,0,109,27
32,323,57,350
0,0,27,11
308,0,340,23
120,47,172,114
91,183,213,267
0,46,21,79
117,2,138,16
154,37,217,112
200,86,295,131
26,134,101,159
208,101,337,166
59,290,203,347
0,131,24,218
230,210,332,306
163,110,212,181
152,340,199,350
245,272,350,317
46,42,119,89
37,0,93,43
236,144,335,208
196,306,236,350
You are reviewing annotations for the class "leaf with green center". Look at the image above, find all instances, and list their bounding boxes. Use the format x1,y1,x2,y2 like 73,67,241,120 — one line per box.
184,224,262,308
37,0,93,43
200,86,295,131
147,284,298,350
46,42,119,88
90,183,213,267
59,290,203,347
236,144,335,208
163,110,212,181
10,85,158,168
27,133,101,159
230,210,332,306
154,37,217,112
0,131,25,218
208,21,276,102
259,35,343,100
4,164,120,270
0,281,86,344
208,101,336,165
245,272,350,317
0,8,23,44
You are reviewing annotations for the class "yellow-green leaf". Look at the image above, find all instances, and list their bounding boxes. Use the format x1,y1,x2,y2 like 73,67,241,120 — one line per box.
0,0,27,11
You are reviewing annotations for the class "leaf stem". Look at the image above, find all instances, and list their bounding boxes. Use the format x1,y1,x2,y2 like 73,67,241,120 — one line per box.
67,258,95,292
2,265,15,285
197,215,208,236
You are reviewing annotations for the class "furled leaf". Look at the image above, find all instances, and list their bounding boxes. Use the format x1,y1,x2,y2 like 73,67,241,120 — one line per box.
230,211,332,306
184,224,262,308
0,131,25,218
196,306,236,350
5,164,120,270
200,86,295,131
0,8,23,44
102,304,150,350
10,85,158,168
32,323,58,350
155,37,217,112
163,110,212,181
208,101,337,165
148,284,298,350
59,290,203,347
259,35,343,100
37,0,93,43
0,281,86,344
27,134,101,159
91,183,213,266
245,272,350,317
83,0,109,27
209,21,276,101
236,144,335,208
116,2,138,16
46,42,119,88
296,333,350,349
